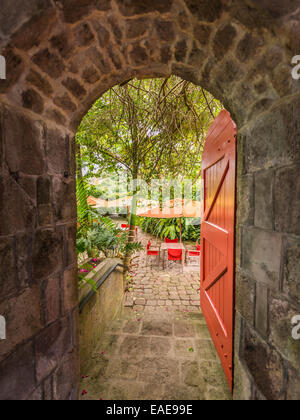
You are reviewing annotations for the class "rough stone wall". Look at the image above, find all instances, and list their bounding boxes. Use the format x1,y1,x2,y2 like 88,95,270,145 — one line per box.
0,0,299,400
79,259,124,375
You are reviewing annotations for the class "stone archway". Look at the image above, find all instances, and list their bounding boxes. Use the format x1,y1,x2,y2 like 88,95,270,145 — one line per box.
0,0,299,400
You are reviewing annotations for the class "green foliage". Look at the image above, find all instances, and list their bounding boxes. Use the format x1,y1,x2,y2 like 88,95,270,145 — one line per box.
139,217,200,242
77,216,143,259
76,76,223,183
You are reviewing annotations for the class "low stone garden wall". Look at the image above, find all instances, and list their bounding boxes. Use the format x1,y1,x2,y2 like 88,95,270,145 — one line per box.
79,258,124,374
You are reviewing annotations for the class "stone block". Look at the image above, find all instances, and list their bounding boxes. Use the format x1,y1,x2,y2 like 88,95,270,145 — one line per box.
268,293,300,371
22,88,44,114
35,317,72,382
0,286,42,360
274,164,300,235
254,170,274,230
37,175,53,226
174,320,195,337
0,237,17,300
46,129,70,175
18,175,37,202
236,269,255,326
50,31,74,59
150,337,171,355
65,223,77,267
53,352,79,400
194,24,212,46
255,283,269,337
74,22,94,47
155,19,175,42
53,93,77,113
0,0,50,37
241,321,284,400
283,236,300,303
184,0,222,22
242,227,282,287
138,357,180,383
237,174,254,226
82,66,100,85
236,32,264,63
62,77,87,100
233,314,252,400
38,204,54,226
286,365,300,400
15,233,32,289
213,23,237,60
52,177,76,221
119,336,151,359
175,39,188,63
62,267,78,314
0,177,36,235
43,276,60,325
26,70,54,96
130,43,149,66
141,320,172,336
117,0,173,16
32,228,63,281
28,386,43,401
126,17,148,39
188,43,205,66
86,47,111,75
0,341,35,400
37,176,51,205
33,48,66,79
3,107,46,175
244,104,294,173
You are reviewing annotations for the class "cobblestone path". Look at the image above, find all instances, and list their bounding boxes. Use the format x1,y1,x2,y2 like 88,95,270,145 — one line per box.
124,229,201,313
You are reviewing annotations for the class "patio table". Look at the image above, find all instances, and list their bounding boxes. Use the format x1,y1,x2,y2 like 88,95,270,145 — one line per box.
160,243,186,270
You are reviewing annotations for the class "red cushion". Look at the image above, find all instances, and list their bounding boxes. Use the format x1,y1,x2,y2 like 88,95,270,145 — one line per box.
147,250,159,256
196,243,201,251
188,251,200,257
165,238,178,243
168,249,182,260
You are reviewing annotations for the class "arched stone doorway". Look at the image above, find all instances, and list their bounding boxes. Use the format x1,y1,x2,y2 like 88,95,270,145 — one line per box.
0,0,299,400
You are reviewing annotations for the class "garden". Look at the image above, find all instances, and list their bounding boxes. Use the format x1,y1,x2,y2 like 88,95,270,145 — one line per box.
76,76,222,290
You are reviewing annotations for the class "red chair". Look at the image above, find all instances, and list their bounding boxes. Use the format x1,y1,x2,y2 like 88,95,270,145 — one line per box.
186,242,201,266
164,238,182,264
146,241,160,268
121,224,130,230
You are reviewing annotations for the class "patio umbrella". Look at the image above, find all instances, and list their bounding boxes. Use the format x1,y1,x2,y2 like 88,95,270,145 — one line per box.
137,199,202,242
87,196,109,208
106,196,133,208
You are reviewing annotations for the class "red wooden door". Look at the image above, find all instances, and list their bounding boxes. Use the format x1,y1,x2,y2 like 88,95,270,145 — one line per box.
200,110,237,392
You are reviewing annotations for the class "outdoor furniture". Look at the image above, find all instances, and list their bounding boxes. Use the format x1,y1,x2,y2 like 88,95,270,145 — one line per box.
164,238,182,264
186,242,201,266
160,242,186,270
146,241,160,268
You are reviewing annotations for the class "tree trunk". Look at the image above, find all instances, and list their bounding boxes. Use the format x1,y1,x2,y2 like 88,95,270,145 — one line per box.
123,167,139,290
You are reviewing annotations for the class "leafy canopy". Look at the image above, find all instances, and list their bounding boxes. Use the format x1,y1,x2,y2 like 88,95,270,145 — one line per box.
76,76,222,183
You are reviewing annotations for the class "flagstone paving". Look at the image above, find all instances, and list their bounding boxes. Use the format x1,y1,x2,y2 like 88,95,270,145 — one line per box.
125,229,201,313
80,226,231,400
80,308,231,400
